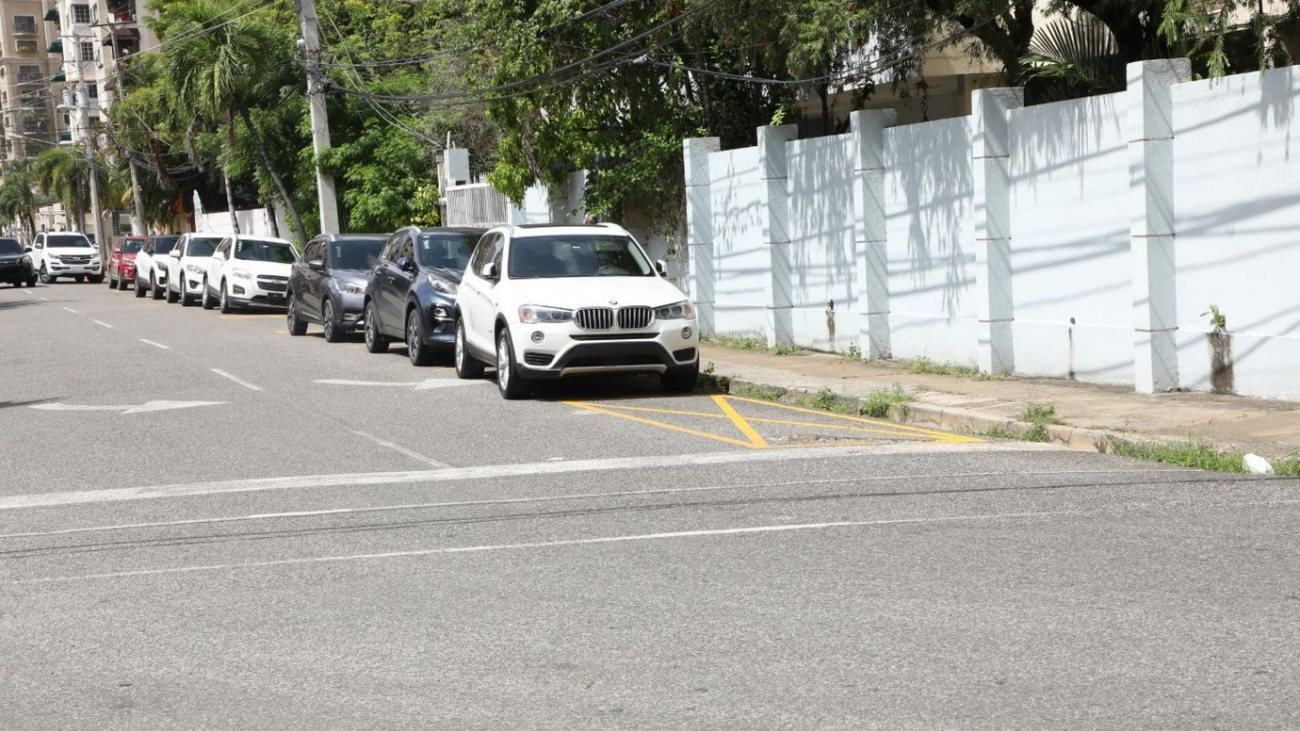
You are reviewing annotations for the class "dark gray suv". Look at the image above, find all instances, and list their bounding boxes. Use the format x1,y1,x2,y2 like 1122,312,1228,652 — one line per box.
286,234,388,342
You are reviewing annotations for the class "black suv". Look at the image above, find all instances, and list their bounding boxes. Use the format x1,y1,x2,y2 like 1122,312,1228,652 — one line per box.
0,238,33,287
362,226,485,365
287,234,388,342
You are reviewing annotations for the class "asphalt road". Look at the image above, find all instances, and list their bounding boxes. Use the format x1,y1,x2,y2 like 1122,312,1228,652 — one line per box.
2,281,1299,729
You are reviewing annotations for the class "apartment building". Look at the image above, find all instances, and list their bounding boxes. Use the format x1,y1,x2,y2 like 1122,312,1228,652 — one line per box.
48,0,157,144
0,0,63,162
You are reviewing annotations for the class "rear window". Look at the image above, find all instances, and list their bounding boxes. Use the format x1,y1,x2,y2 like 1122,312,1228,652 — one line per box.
48,234,92,248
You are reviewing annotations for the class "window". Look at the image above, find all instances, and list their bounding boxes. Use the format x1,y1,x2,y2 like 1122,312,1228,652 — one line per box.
13,16,37,34
418,233,478,270
18,65,41,83
87,84,97,99
395,236,414,265
80,41,94,62
72,4,91,24
16,39,37,54
468,234,497,275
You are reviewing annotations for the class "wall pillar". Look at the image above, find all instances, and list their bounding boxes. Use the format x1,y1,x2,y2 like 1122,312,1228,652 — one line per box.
971,88,1023,375
850,110,896,359
683,137,719,335
759,124,797,347
1128,60,1191,393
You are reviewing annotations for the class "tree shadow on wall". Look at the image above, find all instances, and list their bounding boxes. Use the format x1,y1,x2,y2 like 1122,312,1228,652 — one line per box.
786,134,856,309
887,116,973,319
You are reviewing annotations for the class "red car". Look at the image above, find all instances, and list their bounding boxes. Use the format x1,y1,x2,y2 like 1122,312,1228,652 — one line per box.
108,236,147,290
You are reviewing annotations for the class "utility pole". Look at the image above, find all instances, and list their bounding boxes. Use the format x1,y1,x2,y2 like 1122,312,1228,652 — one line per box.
79,85,107,260
104,16,147,235
295,0,340,234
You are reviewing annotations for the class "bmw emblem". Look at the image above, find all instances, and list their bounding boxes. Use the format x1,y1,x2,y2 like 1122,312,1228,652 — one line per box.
609,300,618,305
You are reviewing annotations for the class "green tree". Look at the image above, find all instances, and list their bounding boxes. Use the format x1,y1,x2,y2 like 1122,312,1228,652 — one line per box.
0,160,42,240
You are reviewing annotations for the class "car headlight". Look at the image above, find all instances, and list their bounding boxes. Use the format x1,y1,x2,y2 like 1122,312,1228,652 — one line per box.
231,268,252,280
518,304,574,324
426,273,456,295
654,300,696,320
336,280,367,295
185,264,204,275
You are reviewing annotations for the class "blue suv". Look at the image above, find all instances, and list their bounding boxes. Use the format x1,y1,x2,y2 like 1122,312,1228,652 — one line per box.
363,226,486,366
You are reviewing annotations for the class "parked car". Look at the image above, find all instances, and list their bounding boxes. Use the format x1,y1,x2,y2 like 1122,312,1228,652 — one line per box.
0,237,34,288
107,235,146,290
453,223,699,398
286,233,387,342
202,235,298,313
361,227,485,365
164,233,225,306
28,231,102,284
133,234,180,299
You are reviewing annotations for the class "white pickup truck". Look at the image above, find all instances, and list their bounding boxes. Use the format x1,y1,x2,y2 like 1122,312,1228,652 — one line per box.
28,231,102,284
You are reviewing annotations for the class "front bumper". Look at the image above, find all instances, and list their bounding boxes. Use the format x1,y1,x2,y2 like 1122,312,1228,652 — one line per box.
0,262,28,283
48,261,102,275
336,293,366,331
229,279,288,308
510,321,698,379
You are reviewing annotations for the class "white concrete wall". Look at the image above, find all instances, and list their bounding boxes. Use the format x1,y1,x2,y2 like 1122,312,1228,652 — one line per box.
194,207,289,241
708,147,772,338
786,133,857,351
883,117,978,366
1172,66,1300,400
1009,92,1133,384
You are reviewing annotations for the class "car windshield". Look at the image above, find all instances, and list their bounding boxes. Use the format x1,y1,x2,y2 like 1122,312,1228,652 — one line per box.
48,234,92,248
118,239,143,254
152,237,179,254
331,239,386,270
508,234,653,279
185,237,222,257
417,233,478,271
0,239,22,255
235,239,296,263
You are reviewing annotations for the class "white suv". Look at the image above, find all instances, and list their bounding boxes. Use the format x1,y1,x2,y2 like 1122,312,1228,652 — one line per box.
133,235,180,299
164,233,225,306
28,232,102,284
202,235,297,313
454,223,699,399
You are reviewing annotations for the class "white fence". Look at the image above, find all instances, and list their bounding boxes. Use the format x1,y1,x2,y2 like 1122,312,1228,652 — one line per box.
685,61,1300,400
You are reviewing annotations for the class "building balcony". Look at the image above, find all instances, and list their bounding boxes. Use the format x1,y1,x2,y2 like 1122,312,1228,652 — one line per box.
44,7,58,21
50,69,66,82
47,38,62,53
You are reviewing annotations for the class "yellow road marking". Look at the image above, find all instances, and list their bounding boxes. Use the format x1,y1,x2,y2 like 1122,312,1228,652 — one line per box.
728,396,983,443
711,394,769,448
565,401,759,449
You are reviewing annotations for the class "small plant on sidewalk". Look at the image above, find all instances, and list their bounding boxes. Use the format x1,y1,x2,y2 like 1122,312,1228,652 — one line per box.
861,385,913,419
1016,402,1065,442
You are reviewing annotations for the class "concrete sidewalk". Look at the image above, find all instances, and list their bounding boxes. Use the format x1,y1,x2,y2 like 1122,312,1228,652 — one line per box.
700,344,1300,459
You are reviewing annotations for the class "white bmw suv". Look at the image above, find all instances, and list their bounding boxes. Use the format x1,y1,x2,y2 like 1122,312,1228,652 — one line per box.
202,235,297,313
454,223,699,399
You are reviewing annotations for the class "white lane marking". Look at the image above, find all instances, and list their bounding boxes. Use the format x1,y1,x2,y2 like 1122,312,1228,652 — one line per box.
210,369,263,391
92,320,113,329
29,400,225,415
348,428,447,468
0,443,1093,512
16,510,1078,584
62,307,78,313
22,289,34,294
139,339,170,350
314,378,474,391
39,296,50,301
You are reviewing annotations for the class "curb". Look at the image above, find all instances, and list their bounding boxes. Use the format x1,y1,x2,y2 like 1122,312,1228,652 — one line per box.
706,374,1154,455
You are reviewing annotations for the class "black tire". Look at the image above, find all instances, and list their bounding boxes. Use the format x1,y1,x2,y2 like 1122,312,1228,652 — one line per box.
108,275,118,289
407,308,434,367
364,301,388,353
454,317,484,379
180,286,195,307
661,360,700,394
150,273,164,300
89,274,103,284
38,264,54,284
166,279,179,303
218,280,235,314
286,294,307,336
201,277,216,310
322,299,343,343
495,327,529,400
134,274,146,297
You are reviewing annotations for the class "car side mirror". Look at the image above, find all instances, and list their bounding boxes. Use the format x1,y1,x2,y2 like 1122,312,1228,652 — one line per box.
483,262,498,280
655,259,667,276
23,246,31,253
308,260,326,272
396,257,416,273
169,249,182,258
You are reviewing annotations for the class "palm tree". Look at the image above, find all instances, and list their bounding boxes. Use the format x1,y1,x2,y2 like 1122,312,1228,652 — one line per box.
0,160,42,240
32,146,90,232
161,0,308,244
